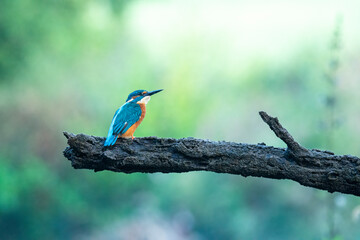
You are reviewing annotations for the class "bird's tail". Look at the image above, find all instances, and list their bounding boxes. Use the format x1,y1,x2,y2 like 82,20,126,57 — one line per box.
104,134,118,146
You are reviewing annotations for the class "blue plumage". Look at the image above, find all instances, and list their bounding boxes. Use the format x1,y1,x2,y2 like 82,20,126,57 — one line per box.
126,90,146,102
104,89,163,147
104,102,142,146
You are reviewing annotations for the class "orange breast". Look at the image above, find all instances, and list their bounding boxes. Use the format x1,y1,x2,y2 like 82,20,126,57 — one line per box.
120,103,146,138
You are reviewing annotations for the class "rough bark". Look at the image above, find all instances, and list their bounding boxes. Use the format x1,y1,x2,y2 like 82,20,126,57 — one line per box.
63,111,360,197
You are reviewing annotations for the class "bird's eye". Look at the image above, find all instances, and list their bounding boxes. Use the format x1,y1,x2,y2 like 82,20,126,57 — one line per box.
142,91,147,95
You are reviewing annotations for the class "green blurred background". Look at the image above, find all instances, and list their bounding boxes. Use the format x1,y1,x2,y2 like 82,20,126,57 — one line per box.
1,0,360,239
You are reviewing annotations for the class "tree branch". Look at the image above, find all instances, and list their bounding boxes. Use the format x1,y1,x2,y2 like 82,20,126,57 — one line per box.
63,112,360,197
259,111,310,156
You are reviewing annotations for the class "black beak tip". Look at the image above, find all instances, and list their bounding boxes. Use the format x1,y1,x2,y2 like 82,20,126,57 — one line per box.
148,89,163,96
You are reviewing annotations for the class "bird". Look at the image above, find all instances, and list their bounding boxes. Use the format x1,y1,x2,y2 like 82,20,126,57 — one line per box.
104,89,163,146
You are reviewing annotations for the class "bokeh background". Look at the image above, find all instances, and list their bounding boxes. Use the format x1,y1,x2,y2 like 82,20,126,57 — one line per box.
1,0,360,239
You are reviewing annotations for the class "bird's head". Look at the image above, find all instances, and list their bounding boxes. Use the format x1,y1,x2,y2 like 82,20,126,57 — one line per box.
126,89,163,104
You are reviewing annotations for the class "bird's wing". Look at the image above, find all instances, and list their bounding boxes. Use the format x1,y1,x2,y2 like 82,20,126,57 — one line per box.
112,103,142,135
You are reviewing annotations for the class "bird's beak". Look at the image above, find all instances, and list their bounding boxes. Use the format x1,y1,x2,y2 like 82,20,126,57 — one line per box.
145,89,163,96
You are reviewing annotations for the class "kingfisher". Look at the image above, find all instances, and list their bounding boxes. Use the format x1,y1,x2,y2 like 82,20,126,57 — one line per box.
104,89,163,146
